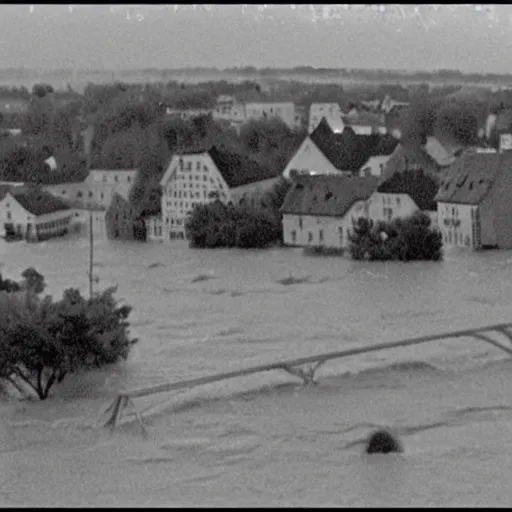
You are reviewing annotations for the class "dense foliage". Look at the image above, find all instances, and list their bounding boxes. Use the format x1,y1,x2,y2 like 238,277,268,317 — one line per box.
186,198,283,249
0,269,137,400
348,211,443,262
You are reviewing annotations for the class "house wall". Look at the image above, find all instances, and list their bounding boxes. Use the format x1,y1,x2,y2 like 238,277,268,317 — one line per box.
144,215,163,242
105,195,143,241
359,155,392,177
244,102,296,129
75,209,108,240
282,137,341,179
308,103,343,133
368,192,419,223
282,200,368,249
350,125,387,135
161,153,230,241
484,168,512,249
44,171,138,212
0,193,72,241
161,153,279,241
437,202,479,249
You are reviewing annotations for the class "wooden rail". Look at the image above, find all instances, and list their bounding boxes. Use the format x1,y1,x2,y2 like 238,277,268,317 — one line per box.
101,322,512,434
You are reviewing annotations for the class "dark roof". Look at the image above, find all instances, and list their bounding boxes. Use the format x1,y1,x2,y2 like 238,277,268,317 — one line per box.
207,146,279,188
377,170,438,211
280,174,378,217
434,151,512,204
309,119,398,172
0,184,18,200
10,186,71,216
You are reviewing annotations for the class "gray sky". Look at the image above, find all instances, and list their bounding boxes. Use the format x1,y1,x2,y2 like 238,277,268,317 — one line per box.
0,4,511,73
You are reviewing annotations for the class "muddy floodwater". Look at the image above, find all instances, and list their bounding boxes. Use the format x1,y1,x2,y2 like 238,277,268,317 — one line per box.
1,237,512,506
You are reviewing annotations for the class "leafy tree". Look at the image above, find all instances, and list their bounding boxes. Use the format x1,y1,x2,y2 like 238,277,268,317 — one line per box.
349,212,442,262
32,83,54,98
0,275,137,400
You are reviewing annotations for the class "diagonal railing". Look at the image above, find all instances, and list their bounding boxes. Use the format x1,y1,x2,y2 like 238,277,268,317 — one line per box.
100,322,512,435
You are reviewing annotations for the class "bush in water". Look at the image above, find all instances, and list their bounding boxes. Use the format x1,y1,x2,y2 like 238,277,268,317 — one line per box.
186,199,282,249
0,273,138,400
365,429,403,454
349,211,443,262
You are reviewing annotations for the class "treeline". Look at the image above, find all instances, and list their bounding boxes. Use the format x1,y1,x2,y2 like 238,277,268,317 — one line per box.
0,268,137,400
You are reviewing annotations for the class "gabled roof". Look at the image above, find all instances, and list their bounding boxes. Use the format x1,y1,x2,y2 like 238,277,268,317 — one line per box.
207,146,279,188
434,151,512,205
280,174,378,217
309,119,398,172
423,136,457,167
9,186,71,216
160,146,280,189
377,170,438,211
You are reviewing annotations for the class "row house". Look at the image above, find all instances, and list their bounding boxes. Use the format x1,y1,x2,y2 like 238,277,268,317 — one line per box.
435,151,512,250
159,146,280,241
368,169,439,229
282,118,398,180
308,103,344,134
43,169,139,240
0,186,72,242
280,174,378,249
244,102,298,130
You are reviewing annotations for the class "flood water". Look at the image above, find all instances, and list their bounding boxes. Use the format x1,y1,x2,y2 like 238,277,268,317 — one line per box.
1,236,512,506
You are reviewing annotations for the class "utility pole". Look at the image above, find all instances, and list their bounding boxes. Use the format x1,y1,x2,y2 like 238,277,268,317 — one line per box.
89,209,94,299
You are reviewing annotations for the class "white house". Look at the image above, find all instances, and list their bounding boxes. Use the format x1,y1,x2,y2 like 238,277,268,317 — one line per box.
244,102,297,129
359,155,393,178
159,147,280,241
435,151,512,250
0,186,72,242
43,169,139,239
280,174,378,249
308,103,344,134
283,119,398,180
369,169,439,228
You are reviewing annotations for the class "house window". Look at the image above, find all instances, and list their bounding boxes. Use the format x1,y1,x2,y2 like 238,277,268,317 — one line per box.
88,191,93,198
319,229,324,243
338,226,343,246
299,216,303,230
62,190,66,195
6,211,11,220
308,231,313,244
127,176,131,182
396,197,400,207
203,175,207,181
196,162,201,171
291,230,297,243
103,175,107,182
77,191,83,198
187,162,192,171
114,175,119,182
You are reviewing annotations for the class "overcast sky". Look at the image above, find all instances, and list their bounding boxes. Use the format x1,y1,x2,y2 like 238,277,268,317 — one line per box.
0,4,511,73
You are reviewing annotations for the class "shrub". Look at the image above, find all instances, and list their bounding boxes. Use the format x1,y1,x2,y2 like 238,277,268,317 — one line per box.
0,271,137,400
186,200,282,249
349,211,442,262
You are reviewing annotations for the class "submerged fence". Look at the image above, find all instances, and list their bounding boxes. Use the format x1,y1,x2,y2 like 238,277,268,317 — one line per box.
101,322,512,434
